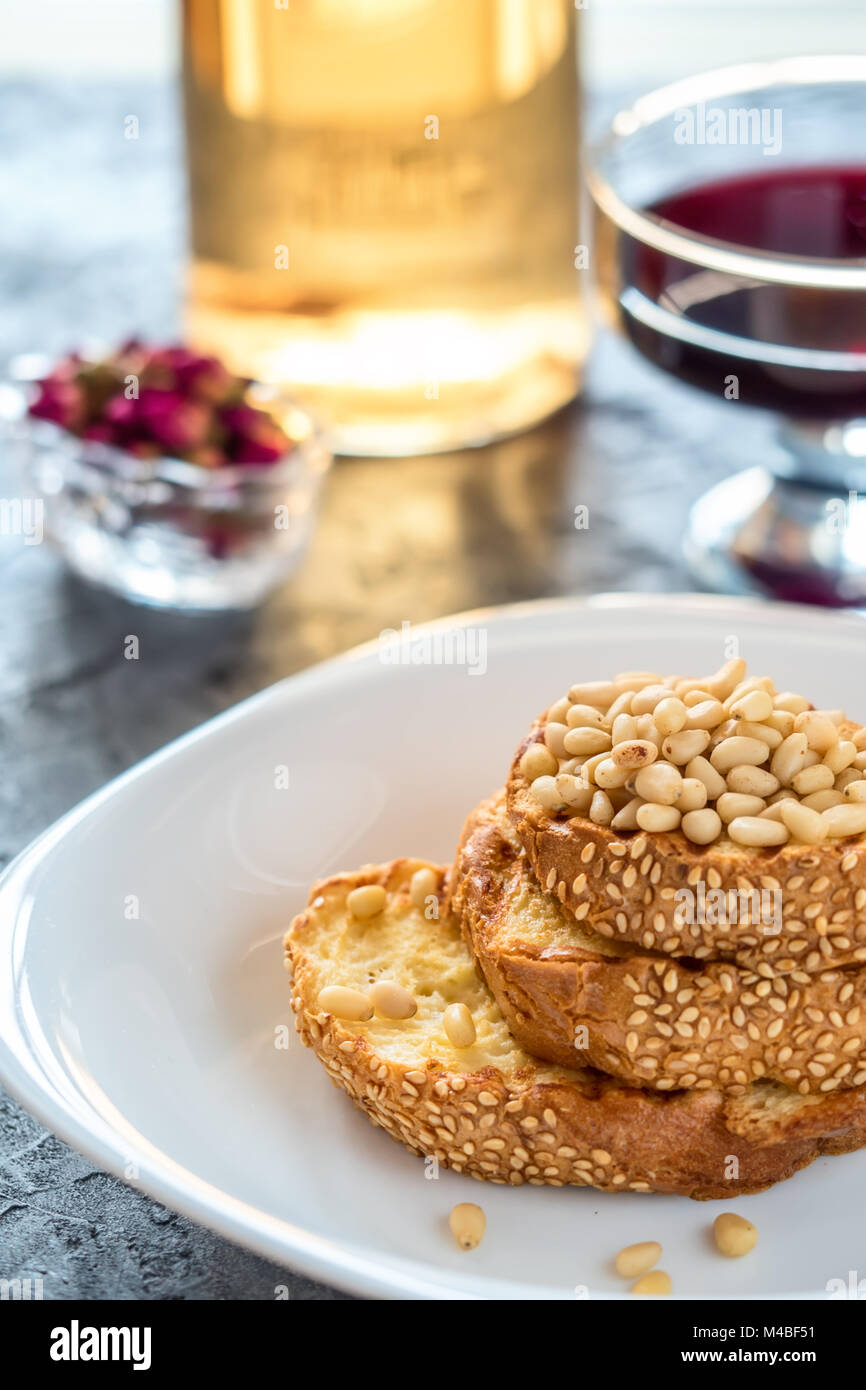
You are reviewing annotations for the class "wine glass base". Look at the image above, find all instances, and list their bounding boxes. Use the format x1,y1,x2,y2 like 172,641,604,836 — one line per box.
685,467,866,609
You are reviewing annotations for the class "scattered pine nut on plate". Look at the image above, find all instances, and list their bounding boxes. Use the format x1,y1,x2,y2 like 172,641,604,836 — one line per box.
615,1241,662,1279
713,1213,758,1258
631,1270,672,1296
449,1203,485,1251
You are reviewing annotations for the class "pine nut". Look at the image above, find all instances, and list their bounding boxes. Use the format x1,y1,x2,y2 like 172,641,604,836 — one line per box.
710,737,770,773
662,729,710,764
825,740,858,774
589,789,615,825
409,867,439,909
758,802,786,823
795,711,839,752
844,781,866,802
636,802,681,833
616,669,662,687
563,726,611,756
729,689,773,722
766,709,795,737
653,696,688,736
685,755,727,799
347,885,387,918
530,775,567,814
836,768,864,792
735,720,783,749
713,1212,758,1258
632,684,676,714
568,681,619,707
728,816,789,847
683,688,716,707
856,751,866,770
774,692,810,715
593,758,632,790
819,708,846,726
544,721,570,757
632,714,660,744
611,739,659,770
792,763,834,796
709,718,738,747
606,690,637,722
631,1270,672,1296
778,800,828,844
566,703,607,729
802,789,844,812
725,765,779,798
520,742,558,781
634,762,683,805
682,808,722,844
611,713,639,744
677,777,708,812
854,728,866,750
731,674,775,697
369,980,417,1020
547,696,570,724
556,774,594,811
717,792,766,823
685,698,727,730
822,804,866,838
581,751,610,784
443,1003,476,1048
611,797,643,831
770,732,809,785
449,1202,485,1250
615,1241,662,1279
695,656,747,700
317,985,374,1021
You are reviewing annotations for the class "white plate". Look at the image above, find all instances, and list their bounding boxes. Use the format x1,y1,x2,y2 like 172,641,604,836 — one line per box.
1,593,865,1301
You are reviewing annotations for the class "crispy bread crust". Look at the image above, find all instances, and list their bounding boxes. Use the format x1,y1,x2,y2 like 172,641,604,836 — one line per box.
452,794,866,1094
285,860,866,1199
507,720,866,975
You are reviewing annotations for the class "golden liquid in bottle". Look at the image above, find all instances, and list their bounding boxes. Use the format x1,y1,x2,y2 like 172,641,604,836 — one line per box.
183,0,588,454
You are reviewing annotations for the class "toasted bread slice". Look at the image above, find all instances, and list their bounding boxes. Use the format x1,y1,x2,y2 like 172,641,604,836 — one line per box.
453,793,866,1094
508,720,866,975
285,858,866,1198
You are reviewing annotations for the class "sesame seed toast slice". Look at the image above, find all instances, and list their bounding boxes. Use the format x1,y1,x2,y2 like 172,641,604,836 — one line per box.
508,719,866,976
453,793,866,1095
285,859,866,1199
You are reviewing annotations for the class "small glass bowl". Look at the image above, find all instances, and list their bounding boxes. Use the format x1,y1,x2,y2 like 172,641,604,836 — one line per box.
0,355,332,611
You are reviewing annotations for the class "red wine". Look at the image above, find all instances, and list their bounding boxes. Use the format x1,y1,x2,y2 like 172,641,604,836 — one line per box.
610,165,866,417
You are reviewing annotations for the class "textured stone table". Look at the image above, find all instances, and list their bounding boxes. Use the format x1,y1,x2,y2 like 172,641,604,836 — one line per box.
0,79,777,1300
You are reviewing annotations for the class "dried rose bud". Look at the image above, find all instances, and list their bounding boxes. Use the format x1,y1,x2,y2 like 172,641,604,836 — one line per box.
30,379,85,431
137,389,211,453
234,437,286,465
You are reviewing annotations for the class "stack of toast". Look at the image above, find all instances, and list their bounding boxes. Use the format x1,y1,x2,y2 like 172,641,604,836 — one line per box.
286,659,866,1198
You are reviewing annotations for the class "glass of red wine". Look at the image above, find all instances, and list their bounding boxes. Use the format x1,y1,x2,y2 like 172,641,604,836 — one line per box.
588,56,866,607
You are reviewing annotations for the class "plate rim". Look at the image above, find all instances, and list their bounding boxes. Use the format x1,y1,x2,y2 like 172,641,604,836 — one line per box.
0,590,862,1300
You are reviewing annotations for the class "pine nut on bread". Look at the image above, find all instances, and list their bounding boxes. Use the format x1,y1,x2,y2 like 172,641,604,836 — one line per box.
452,794,866,1095
509,715,866,975
285,859,866,1199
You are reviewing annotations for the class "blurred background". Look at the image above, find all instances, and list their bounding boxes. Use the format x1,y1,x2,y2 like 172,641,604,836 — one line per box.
1,0,864,1298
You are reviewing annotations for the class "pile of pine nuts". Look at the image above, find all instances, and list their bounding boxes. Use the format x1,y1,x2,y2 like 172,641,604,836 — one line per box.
522,659,866,847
